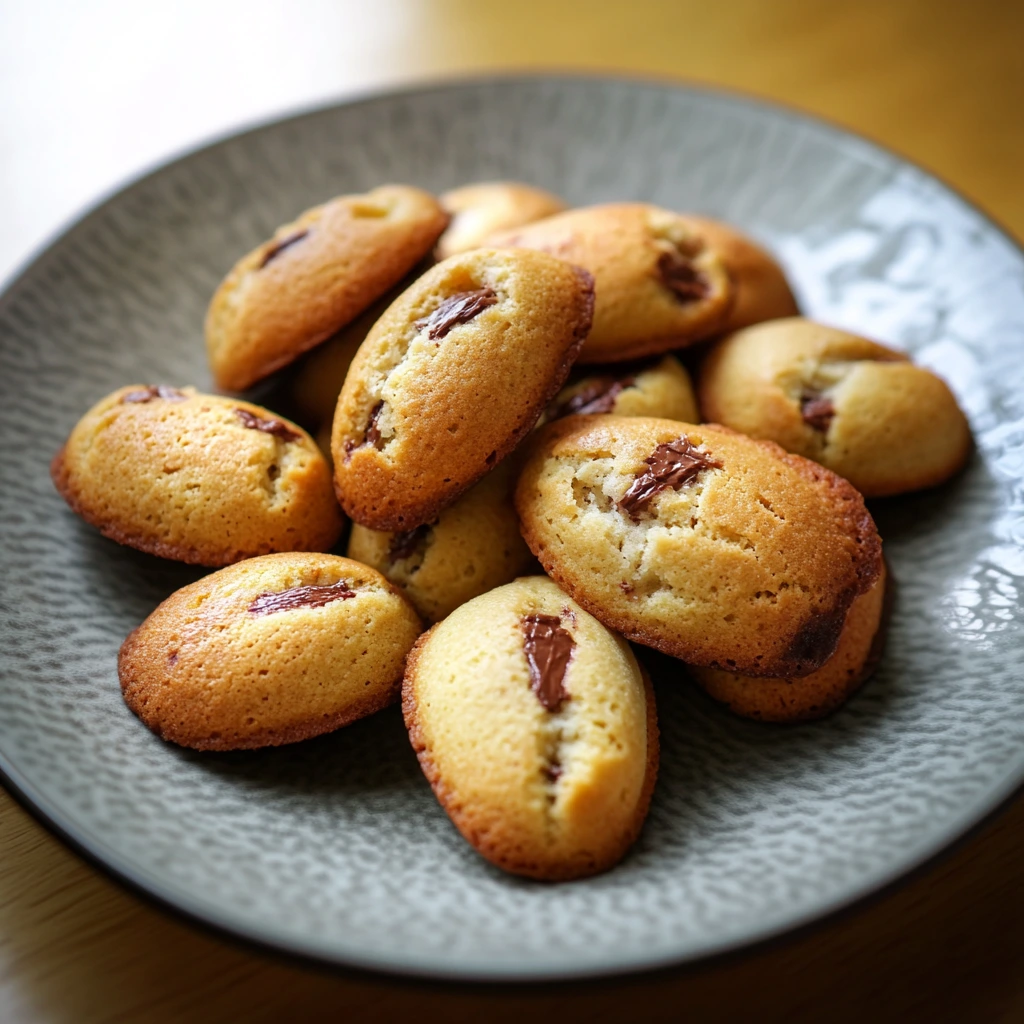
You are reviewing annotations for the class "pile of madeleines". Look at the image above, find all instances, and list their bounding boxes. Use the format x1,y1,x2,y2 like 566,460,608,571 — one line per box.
51,182,971,881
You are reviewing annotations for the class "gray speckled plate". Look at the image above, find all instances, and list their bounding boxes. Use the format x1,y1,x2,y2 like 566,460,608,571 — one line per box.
1,75,1023,982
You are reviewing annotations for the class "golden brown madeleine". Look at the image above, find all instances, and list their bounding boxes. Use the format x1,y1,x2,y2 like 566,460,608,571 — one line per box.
332,247,594,531
698,318,972,497
680,215,799,331
486,203,732,363
120,553,422,750
206,185,448,391
690,561,888,722
436,181,566,260
515,415,882,677
347,459,536,623
545,354,698,425
403,576,658,881
52,385,342,565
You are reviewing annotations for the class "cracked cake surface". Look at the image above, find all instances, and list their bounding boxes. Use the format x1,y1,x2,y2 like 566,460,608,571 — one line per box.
698,317,972,497
546,353,698,425
51,385,342,566
677,214,799,332
332,247,594,531
402,576,658,881
515,415,882,677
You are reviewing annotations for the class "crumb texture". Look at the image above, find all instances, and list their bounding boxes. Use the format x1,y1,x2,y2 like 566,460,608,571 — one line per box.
332,247,594,530
515,415,882,676
698,317,972,497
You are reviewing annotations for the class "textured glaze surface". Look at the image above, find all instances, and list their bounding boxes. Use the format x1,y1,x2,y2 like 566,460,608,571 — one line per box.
0,77,1022,980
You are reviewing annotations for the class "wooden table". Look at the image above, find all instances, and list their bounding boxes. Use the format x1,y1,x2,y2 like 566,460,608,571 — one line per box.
2,1,1022,1019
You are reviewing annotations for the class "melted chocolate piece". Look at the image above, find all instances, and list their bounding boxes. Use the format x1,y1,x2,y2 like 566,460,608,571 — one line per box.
619,438,721,518
801,393,836,433
416,288,497,340
364,400,384,449
259,229,309,269
521,614,575,711
249,579,357,616
389,523,432,563
783,604,848,668
656,249,710,303
346,400,386,456
234,408,301,442
552,375,636,420
122,385,186,404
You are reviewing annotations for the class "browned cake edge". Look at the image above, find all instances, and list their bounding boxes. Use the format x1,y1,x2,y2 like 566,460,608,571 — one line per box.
213,206,451,392
118,622,402,750
401,625,659,882
692,560,893,723
337,265,596,532
51,415,343,568
515,421,883,677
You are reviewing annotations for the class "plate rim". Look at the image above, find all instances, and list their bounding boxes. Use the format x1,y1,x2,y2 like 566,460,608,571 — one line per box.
3,738,1023,985
2,70,1023,983
3,69,1021,303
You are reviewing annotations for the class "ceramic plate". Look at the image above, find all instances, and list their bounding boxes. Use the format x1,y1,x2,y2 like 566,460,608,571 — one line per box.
1,76,1022,982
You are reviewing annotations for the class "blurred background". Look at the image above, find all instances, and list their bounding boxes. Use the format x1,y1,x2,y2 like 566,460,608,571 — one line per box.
1,1,1023,1021
2,0,1022,283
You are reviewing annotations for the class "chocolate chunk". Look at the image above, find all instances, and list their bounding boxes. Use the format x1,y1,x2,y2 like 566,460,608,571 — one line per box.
416,288,497,340
801,393,836,433
234,408,301,442
259,229,309,269
364,400,384,449
249,579,357,616
551,375,636,420
619,437,721,518
346,400,386,456
783,604,848,668
521,613,575,711
389,523,432,563
656,249,710,303
122,385,186,404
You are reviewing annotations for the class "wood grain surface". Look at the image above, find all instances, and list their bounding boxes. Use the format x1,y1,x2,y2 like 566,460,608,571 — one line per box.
2,1,1023,1020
